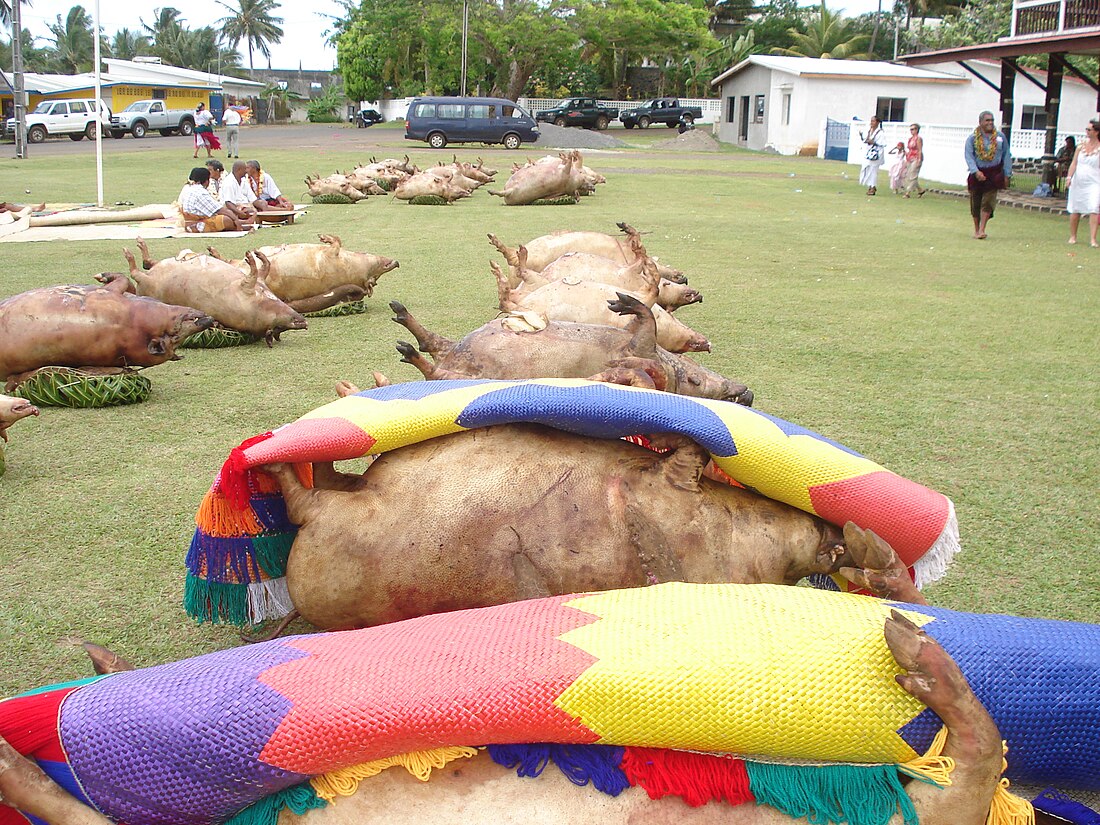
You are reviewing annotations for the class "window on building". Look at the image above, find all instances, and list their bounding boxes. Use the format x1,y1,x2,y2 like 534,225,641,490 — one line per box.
754,94,765,122
1021,105,1047,130
727,96,736,122
876,97,906,122
781,92,791,125
152,88,167,100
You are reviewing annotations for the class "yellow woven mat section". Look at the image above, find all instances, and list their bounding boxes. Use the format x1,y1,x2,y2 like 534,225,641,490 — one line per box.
557,583,932,763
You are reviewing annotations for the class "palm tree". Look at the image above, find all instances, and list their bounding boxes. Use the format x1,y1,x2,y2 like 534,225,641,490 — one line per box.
217,0,283,71
770,2,872,59
47,5,95,74
111,28,152,60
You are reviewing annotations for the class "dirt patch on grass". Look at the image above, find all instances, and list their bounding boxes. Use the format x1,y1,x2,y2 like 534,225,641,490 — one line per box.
650,129,722,152
533,123,627,150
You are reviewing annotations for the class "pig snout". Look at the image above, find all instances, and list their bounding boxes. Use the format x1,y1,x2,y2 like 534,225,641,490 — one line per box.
687,334,711,353
382,257,400,272
722,385,754,407
285,312,309,331
683,289,702,305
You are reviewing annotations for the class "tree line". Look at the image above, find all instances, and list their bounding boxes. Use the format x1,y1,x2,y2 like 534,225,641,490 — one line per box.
0,0,284,77
332,0,1033,103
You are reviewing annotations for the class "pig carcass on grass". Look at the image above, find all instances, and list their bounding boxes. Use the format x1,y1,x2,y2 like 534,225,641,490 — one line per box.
120,240,306,345
492,263,710,353
303,174,372,201
205,234,399,314
0,278,213,384
490,222,685,282
488,150,590,205
390,296,750,404
497,241,702,312
393,172,472,203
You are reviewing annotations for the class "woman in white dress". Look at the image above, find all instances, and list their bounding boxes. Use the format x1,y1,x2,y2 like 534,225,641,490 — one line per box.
1067,119,1100,247
859,116,886,196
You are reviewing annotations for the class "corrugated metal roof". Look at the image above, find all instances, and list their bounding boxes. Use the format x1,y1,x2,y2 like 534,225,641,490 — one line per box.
711,56,965,87
103,59,266,89
0,70,235,95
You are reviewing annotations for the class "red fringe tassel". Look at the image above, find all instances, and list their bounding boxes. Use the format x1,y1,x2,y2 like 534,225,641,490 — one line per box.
620,747,755,808
218,432,274,510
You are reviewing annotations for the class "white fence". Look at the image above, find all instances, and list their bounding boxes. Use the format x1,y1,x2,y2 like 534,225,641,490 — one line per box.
838,120,1085,187
362,96,721,124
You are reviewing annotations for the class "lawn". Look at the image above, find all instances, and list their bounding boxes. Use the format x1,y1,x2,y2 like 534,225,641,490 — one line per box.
0,130,1097,695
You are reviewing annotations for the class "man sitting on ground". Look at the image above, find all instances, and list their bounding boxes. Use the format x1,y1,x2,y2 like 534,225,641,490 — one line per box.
245,160,295,212
205,159,254,226
178,167,248,233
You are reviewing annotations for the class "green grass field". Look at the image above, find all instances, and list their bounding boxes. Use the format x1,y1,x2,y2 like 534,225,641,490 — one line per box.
0,132,1097,695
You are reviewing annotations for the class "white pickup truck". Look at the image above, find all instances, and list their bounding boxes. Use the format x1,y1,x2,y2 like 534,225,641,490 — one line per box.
109,100,196,139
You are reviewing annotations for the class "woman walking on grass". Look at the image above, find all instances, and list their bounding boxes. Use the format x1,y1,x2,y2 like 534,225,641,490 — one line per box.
192,103,221,159
1066,120,1100,247
859,116,885,195
902,123,927,198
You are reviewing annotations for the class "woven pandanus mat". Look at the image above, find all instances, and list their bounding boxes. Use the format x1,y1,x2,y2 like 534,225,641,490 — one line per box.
11,366,151,408
1,583,1093,825
186,379,959,627
180,326,259,349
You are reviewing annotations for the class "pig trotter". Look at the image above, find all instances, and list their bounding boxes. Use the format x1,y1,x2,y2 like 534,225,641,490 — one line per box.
66,638,136,674
135,237,155,270
396,341,437,378
607,292,648,318
205,246,227,262
588,367,657,390
318,234,342,253
335,380,361,398
0,735,114,825
839,522,927,605
390,301,455,356
372,371,390,388
239,610,301,644
121,247,140,278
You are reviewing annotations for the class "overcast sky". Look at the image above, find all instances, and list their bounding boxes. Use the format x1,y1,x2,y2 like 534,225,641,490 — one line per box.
14,0,890,73
16,1,344,70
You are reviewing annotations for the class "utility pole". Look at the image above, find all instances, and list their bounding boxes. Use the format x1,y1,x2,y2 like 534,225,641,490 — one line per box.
12,0,27,158
460,0,469,96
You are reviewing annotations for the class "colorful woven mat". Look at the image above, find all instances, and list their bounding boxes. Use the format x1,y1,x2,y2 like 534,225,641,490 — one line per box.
3,583,1097,825
186,379,960,626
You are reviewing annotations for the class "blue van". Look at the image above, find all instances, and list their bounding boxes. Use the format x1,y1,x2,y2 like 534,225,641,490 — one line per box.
404,96,540,150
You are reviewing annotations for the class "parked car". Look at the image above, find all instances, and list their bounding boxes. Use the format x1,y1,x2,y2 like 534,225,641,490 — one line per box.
405,96,539,149
535,97,618,130
619,98,704,129
109,100,196,139
4,98,111,143
356,108,384,128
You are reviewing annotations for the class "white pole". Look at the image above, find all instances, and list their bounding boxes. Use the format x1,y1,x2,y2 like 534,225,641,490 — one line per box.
93,0,104,206
461,0,468,97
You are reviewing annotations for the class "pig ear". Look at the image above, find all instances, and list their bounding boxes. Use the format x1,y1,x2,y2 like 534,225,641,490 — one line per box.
147,336,168,356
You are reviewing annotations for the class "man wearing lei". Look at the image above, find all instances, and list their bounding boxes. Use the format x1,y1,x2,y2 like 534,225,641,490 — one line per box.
964,110,1013,239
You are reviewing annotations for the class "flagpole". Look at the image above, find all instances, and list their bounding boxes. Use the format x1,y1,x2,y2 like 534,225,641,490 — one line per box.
93,0,104,205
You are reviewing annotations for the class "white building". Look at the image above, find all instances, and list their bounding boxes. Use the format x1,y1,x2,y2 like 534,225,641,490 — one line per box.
710,56,1099,184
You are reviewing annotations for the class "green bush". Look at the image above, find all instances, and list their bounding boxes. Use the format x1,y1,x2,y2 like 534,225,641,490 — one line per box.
307,112,342,123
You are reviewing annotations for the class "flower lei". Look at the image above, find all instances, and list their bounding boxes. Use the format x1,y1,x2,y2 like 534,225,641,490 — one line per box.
974,128,999,162
248,169,263,198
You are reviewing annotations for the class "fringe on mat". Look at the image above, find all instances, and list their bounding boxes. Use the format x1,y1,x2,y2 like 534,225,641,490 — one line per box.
311,747,480,801
221,782,326,825
912,499,960,590
247,577,295,625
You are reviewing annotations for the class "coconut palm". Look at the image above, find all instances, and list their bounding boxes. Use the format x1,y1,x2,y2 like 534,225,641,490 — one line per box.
47,5,96,74
770,2,872,59
217,0,284,71
111,28,152,60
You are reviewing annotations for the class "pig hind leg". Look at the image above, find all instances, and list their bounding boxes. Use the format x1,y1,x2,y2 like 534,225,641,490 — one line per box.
396,342,469,380
390,301,455,357
885,611,1005,825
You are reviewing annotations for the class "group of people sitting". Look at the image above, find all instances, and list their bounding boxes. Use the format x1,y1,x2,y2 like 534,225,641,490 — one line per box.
177,159,295,233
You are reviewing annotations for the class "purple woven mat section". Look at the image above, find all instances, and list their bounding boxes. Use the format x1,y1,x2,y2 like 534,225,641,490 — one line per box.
60,641,310,825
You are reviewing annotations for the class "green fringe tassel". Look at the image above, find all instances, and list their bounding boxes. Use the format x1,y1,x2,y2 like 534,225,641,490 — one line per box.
221,782,327,825
252,533,294,578
745,761,919,825
184,573,250,625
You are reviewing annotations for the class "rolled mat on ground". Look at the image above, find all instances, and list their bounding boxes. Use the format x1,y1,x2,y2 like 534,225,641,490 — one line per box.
185,378,960,627
2,583,1098,825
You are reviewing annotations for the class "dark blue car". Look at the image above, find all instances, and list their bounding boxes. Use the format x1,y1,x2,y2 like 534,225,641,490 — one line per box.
404,96,540,150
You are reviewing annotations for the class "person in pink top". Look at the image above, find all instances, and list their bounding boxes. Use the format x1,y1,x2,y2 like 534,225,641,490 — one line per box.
902,123,927,198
